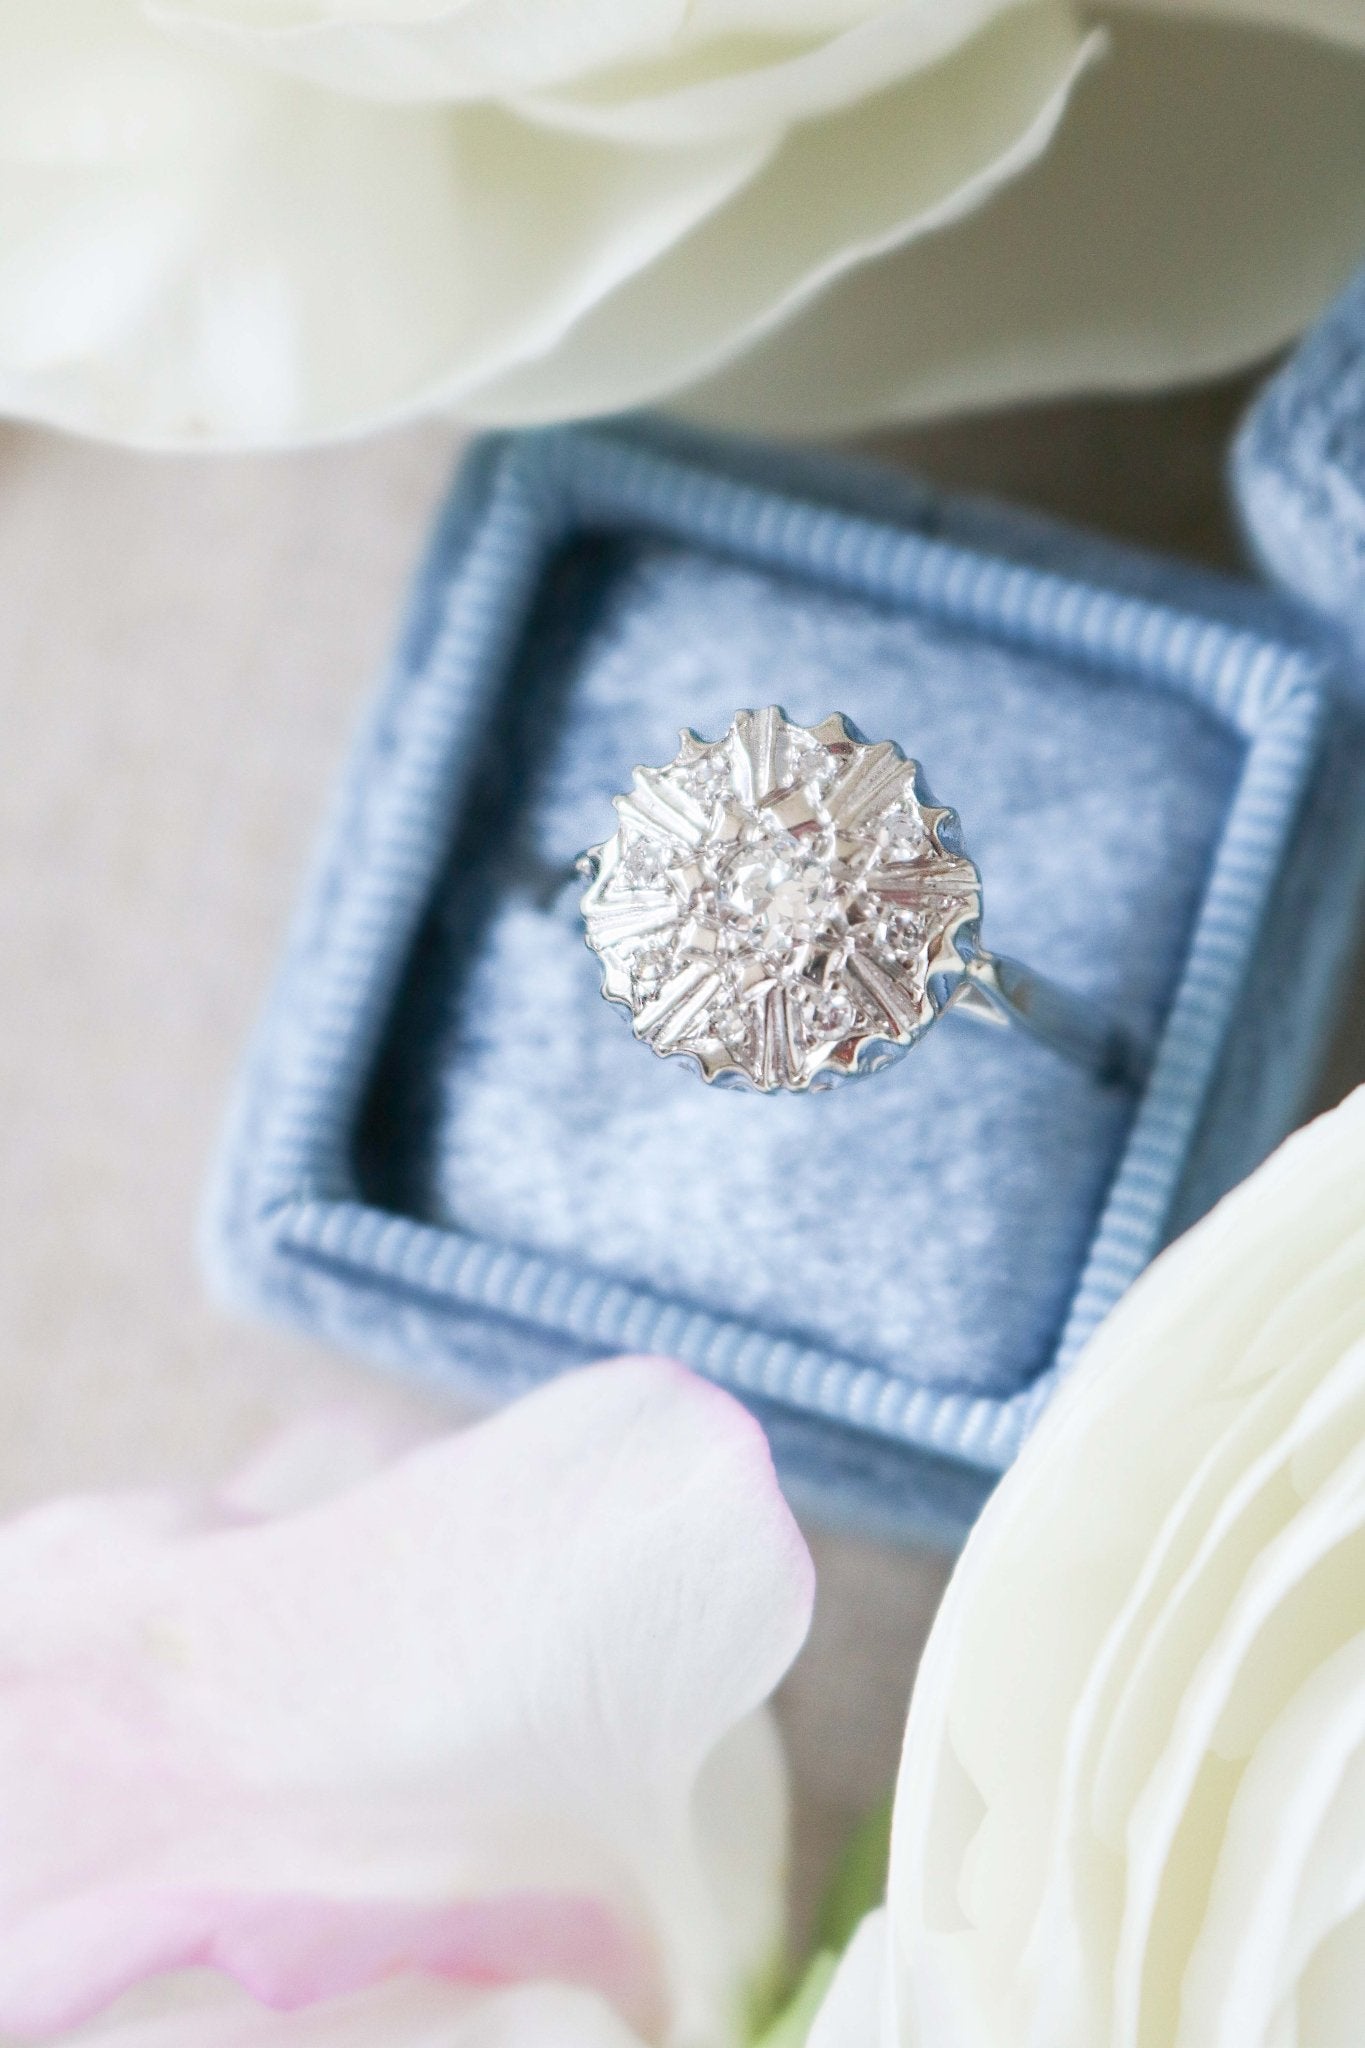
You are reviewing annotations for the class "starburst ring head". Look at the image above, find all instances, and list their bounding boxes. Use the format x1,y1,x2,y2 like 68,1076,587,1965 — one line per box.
577,707,984,1093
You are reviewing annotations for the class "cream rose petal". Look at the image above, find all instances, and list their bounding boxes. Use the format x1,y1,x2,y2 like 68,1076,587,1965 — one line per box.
689,0,918,31
1113,1421,1365,2047
680,9,1365,432
512,2,1070,152
1177,1635,1365,2048
0,3,774,445
129,0,1093,442
458,3,1094,424
888,1086,1365,2048
0,0,1096,444
1,0,1363,442
805,1909,895,2048
148,0,695,102
151,0,1041,141
0,1357,814,2039
1014,1300,1365,2044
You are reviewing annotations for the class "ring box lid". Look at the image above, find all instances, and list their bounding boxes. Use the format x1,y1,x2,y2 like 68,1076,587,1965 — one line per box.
1235,260,1365,677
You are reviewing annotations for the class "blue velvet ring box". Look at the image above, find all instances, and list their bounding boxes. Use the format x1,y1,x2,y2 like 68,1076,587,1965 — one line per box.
208,405,1365,1548
1236,263,1365,679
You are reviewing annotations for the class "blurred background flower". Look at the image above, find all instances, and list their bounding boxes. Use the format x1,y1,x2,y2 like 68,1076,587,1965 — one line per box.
0,1358,815,2045
815,1084,1365,2048
2,1,1363,447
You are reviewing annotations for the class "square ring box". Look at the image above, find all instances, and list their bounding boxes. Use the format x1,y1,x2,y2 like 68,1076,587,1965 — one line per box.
207,277,1365,1550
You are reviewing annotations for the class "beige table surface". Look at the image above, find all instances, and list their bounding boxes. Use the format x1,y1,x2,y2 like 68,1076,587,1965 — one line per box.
3,381,1362,1938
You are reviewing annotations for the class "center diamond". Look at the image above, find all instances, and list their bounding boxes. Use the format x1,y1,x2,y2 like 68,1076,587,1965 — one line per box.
715,830,844,952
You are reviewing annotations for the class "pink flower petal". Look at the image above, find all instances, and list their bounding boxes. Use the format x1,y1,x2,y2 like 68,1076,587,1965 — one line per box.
69,1977,651,2048
218,1402,440,1520
0,1359,812,2037
0,1887,657,2037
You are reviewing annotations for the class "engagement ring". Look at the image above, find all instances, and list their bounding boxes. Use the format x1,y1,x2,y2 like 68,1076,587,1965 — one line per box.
577,707,1144,1094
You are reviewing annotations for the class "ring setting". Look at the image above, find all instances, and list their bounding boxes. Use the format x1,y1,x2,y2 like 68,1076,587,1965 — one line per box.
578,707,1141,1094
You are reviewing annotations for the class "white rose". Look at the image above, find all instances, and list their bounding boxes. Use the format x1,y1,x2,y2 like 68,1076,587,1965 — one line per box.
812,1085,1365,2048
2,1,1364,446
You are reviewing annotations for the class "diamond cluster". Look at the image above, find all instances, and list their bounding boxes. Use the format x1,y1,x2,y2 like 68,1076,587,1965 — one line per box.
580,708,981,1090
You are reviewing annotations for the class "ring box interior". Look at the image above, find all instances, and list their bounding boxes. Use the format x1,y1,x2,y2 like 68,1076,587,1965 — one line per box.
209,371,1365,1547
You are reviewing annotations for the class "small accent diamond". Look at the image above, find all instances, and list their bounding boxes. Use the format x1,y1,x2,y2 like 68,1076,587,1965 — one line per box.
631,944,672,995
713,1006,752,1053
874,905,929,960
804,985,857,1039
620,838,671,887
778,732,837,791
675,750,733,805
877,805,927,862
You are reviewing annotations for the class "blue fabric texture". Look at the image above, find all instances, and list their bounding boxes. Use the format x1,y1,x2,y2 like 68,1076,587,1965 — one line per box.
205,421,1362,1548
1235,262,1365,675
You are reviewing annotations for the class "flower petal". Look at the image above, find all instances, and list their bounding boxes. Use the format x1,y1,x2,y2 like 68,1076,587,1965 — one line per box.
3,0,1363,442
0,0,1093,444
692,1707,795,1998
459,2,1093,423
69,1977,649,2048
0,3,772,444
1178,1635,1365,2048
150,0,693,102
0,1889,650,2035
805,1909,894,2048
218,1404,439,1519
0,1358,813,2037
679,10,1365,431
510,2,1070,151
149,0,1045,126
1113,1412,1365,2047
1013,1302,1365,2044
889,1086,1365,2048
